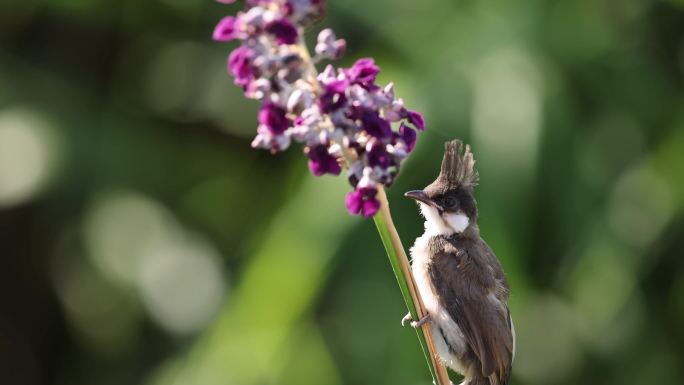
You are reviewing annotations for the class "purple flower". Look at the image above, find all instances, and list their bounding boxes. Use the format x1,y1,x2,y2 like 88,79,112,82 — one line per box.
367,143,392,168
361,110,391,139
228,46,254,86
258,102,290,135
265,19,298,45
315,28,346,60
318,80,348,113
307,145,341,176
213,16,239,41
399,124,416,152
345,187,380,217
346,58,380,86
251,125,291,152
406,110,425,131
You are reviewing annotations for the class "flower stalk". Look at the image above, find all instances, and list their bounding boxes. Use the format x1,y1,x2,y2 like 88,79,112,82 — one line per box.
373,186,451,385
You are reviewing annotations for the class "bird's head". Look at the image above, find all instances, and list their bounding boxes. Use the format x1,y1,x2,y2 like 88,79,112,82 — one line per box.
405,140,479,236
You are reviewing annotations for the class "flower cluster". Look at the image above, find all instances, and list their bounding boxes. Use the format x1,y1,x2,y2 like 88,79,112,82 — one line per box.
213,0,424,217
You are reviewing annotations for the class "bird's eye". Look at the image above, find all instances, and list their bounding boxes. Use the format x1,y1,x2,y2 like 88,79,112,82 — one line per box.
443,196,457,208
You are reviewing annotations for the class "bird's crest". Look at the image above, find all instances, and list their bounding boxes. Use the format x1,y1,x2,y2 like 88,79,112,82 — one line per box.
438,139,479,187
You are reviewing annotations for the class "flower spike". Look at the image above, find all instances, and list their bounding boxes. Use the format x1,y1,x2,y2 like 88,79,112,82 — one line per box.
213,0,425,217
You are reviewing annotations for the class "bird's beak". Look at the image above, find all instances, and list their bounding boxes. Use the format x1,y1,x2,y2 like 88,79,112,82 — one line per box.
404,190,441,210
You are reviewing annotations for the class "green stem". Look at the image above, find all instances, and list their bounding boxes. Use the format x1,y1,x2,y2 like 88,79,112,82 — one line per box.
373,186,450,385
373,213,435,380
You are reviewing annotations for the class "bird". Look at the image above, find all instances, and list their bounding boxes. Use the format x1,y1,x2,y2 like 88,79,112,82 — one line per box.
402,139,514,385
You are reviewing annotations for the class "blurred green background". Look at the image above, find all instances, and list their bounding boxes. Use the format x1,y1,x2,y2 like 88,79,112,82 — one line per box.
1,0,684,384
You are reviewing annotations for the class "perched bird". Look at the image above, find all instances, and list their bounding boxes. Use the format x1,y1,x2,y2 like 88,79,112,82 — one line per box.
403,140,514,385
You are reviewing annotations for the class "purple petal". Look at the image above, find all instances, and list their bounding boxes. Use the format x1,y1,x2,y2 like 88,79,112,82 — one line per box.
361,194,380,217
346,58,380,85
318,80,348,113
213,16,238,41
406,110,425,131
345,190,362,215
265,19,298,45
367,143,392,168
399,124,416,152
361,110,391,139
228,46,254,86
326,79,348,93
307,145,341,176
258,102,290,135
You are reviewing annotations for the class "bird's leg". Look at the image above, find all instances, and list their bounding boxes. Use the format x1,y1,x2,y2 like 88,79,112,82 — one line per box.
401,312,431,328
410,314,431,328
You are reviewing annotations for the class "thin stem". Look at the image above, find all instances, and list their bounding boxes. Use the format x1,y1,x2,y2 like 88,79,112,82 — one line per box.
373,186,451,385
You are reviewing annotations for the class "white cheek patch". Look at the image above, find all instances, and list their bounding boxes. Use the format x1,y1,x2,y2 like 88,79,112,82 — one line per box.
418,203,470,235
445,212,469,233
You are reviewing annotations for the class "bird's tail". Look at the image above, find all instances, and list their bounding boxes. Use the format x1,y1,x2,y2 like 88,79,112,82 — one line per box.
465,377,489,385
466,371,511,385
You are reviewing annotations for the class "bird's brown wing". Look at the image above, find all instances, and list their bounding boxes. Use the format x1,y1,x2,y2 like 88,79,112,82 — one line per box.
429,242,513,384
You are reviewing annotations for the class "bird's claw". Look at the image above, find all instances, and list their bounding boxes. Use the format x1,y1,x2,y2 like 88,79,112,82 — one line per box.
401,312,430,328
401,312,413,327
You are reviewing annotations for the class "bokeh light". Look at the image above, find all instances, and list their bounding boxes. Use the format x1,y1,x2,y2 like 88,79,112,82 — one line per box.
0,108,58,207
138,232,225,335
83,192,172,286
83,191,226,335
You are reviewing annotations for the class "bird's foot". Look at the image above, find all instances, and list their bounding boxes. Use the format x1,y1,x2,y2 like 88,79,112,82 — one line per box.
401,312,430,328
401,312,412,327
411,314,431,328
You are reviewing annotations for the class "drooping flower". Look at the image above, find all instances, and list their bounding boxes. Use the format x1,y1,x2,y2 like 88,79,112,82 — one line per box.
346,187,380,217
228,46,255,87
399,124,417,152
258,102,290,135
406,110,426,131
306,144,341,176
213,0,425,217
